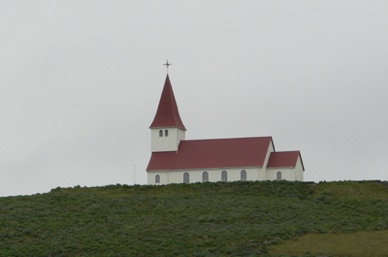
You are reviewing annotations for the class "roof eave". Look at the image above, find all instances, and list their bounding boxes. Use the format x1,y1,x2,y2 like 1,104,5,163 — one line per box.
147,165,263,172
149,125,187,131
267,166,296,169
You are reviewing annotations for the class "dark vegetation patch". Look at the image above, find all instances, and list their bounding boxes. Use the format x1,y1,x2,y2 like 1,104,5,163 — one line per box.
0,180,387,256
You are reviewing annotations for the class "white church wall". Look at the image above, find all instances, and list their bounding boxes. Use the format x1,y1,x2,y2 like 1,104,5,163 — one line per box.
246,168,261,181
258,168,268,181
201,168,259,183
151,127,185,152
148,171,168,185
169,170,197,184
266,168,296,181
263,141,275,168
148,168,262,185
260,142,275,180
294,157,304,181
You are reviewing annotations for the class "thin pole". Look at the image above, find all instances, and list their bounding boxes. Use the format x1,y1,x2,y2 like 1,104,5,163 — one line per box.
133,164,136,185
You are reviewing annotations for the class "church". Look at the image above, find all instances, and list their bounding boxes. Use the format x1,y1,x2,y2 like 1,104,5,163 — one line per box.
146,74,304,185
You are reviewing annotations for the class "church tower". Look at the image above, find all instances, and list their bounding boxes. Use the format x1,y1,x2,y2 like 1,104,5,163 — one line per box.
149,74,186,152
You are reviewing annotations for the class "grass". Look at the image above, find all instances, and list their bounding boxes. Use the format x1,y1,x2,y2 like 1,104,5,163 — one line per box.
270,230,388,257
0,180,387,256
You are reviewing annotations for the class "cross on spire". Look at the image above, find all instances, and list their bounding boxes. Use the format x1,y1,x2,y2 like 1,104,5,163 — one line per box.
163,60,172,73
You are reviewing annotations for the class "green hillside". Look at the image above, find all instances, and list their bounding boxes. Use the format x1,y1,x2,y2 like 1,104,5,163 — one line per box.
1,181,387,257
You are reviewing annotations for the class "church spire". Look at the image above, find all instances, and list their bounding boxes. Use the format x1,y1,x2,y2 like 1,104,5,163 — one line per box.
150,74,186,130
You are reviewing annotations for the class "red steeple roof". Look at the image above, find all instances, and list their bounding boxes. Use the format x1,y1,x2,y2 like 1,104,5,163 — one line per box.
150,75,186,130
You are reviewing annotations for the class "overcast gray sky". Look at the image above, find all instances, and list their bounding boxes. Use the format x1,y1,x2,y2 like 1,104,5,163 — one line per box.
1,1,388,196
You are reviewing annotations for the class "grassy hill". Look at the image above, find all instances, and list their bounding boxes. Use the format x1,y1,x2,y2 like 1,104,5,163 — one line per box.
1,181,387,256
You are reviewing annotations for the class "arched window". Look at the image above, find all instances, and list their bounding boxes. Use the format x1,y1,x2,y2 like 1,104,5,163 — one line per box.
183,172,190,184
202,171,209,182
241,170,247,181
164,130,168,137
277,171,282,180
159,130,163,137
155,175,160,184
221,170,228,182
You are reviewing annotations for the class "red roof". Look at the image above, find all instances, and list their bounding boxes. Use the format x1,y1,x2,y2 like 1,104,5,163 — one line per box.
267,151,304,170
147,137,274,171
149,75,186,130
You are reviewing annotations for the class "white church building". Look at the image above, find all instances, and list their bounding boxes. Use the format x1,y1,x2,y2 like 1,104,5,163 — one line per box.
147,74,304,185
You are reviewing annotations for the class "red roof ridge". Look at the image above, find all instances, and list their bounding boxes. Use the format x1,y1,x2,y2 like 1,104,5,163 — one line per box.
180,136,273,142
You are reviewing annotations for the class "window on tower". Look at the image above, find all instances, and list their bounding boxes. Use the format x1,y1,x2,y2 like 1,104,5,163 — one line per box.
159,130,163,137
164,130,169,137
